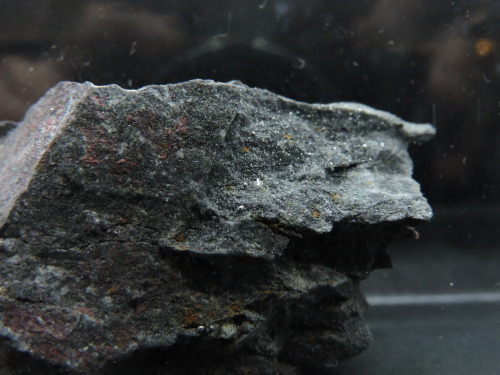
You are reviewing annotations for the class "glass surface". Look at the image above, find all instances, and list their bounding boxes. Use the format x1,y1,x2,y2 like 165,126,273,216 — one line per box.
1,0,499,373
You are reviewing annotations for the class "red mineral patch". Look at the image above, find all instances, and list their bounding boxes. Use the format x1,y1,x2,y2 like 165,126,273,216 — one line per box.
3,305,78,340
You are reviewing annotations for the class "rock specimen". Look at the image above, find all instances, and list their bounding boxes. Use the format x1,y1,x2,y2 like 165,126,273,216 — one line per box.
0,80,434,374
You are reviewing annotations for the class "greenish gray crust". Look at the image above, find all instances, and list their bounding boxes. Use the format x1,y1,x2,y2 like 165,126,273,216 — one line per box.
0,80,433,374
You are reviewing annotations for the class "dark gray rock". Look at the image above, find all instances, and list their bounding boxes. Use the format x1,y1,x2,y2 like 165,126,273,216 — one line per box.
0,80,434,374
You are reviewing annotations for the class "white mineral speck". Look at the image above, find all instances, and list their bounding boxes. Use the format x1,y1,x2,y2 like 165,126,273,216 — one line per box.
220,323,237,339
101,296,113,306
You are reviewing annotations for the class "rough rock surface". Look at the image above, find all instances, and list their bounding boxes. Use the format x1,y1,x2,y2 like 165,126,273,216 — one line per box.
0,80,434,375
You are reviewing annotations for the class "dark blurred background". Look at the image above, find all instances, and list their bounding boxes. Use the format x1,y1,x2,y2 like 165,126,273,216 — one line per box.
0,0,499,374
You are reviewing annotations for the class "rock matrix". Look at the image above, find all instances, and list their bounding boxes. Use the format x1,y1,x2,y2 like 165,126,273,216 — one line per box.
0,80,434,374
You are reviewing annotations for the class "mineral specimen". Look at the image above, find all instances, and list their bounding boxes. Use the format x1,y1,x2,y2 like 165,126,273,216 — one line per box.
0,80,434,374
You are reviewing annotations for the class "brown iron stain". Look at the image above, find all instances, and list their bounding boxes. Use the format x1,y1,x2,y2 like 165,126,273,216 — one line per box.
183,307,200,327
